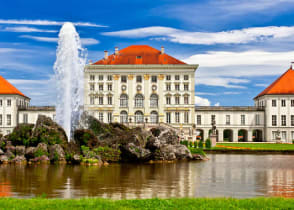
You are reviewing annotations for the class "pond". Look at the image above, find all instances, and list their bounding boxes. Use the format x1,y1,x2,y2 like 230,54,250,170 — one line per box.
0,154,293,199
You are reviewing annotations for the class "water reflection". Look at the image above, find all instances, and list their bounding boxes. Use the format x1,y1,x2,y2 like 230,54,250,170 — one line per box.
0,154,293,199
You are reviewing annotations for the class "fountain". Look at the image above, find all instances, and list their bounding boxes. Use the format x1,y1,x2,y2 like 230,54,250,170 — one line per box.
54,22,87,141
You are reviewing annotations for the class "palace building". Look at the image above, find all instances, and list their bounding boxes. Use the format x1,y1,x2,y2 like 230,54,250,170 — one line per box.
0,45,294,142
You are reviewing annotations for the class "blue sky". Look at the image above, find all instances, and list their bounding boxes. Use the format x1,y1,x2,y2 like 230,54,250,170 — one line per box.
1,0,294,106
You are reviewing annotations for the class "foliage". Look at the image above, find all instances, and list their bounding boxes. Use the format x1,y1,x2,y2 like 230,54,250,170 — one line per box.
194,141,198,148
93,146,121,162
7,124,34,146
74,129,99,149
34,148,48,158
189,141,193,148
205,139,211,149
198,140,204,149
1,197,294,210
189,148,206,156
292,140,294,144
33,127,62,146
150,128,161,137
215,143,294,151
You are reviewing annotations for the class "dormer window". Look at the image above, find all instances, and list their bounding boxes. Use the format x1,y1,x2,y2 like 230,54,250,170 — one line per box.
136,56,142,59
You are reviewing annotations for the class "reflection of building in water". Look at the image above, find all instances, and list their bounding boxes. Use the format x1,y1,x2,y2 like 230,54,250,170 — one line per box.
0,182,11,197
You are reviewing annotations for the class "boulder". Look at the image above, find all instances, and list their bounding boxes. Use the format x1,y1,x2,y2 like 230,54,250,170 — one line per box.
49,144,65,161
25,147,36,159
13,155,26,163
174,145,192,160
4,146,15,159
30,155,49,163
32,115,68,144
120,143,152,162
36,143,48,155
0,155,8,163
15,146,26,156
73,154,81,163
0,148,4,155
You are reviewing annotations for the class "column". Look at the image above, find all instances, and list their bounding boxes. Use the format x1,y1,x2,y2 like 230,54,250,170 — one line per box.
248,130,253,142
233,129,238,142
113,74,120,122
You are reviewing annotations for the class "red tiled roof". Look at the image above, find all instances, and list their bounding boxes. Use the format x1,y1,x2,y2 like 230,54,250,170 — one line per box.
0,76,28,98
255,67,294,98
93,45,186,65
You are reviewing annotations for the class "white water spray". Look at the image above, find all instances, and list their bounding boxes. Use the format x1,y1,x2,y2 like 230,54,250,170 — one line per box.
54,22,86,141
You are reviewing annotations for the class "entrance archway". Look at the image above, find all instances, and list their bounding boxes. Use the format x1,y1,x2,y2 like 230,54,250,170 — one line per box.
196,129,204,141
223,129,233,142
253,129,263,142
238,129,248,142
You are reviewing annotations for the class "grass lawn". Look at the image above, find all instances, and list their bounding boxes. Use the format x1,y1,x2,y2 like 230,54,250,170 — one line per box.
0,197,294,210
214,143,294,151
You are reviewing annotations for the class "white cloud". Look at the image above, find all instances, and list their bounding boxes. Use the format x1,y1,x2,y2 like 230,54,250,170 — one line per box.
195,95,211,106
214,102,220,106
0,19,107,27
255,83,269,87
196,77,249,88
20,35,99,46
102,26,294,45
1,26,57,33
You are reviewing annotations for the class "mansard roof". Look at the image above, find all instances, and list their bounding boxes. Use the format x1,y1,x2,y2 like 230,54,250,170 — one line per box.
92,45,186,65
255,65,294,99
0,75,28,98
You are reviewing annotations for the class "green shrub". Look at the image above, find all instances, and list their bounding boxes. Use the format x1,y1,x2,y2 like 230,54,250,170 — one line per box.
194,141,198,148
205,139,212,149
292,140,294,144
7,124,34,146
198,140,204,149
34,148,48,157
189,141,193,148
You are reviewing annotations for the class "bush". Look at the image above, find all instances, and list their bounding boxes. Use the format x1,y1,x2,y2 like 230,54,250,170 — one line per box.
150,128,161,137
198,140,204,149
194,141,198,148
74,129,99,149
205,139,212,149
189,141,193,148
292,140,294,144
7,124,34,146
34,148,48,157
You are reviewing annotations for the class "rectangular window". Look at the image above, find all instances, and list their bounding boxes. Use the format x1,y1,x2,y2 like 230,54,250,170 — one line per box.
166,84,171,91
184,112,189,123
166,75,171,81
166,96,171,105
151,76,157,83
107,112,112,123
184,75,189,80
255,114,260,125
98,112,104,122
197,115,201,125
281,115,286,126
107,75,112,81
166,112,171,124
136,75,142,83
175,112,180,123
291,115,294,126
184,96,189,104
291,100,294,107
0,114,2,125
99,96,103,105
175,96,180,105
90,84,95,91
175,75,180,80
90,96,95,105
272,115,277,126
108,96,112,105
281,99,286,107
7,99,11,107
23,113,28,124
226,115,230,125
175,84,180,91
272,100,276,107
108,84,112,91
7,114,11,126
99,75,104,81
99,84,103,91
241,115,245,125
184,84,189,91
121,75,127,83
90,75,95,81
211,115,216,124
0,100,2,107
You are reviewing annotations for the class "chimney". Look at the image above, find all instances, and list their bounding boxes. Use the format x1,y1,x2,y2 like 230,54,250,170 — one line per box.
104,50,108,60
88,60,93,64
161,46,164,54
291,62,294,70
115,47,119,55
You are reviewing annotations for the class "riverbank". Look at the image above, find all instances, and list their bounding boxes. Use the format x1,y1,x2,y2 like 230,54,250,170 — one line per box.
0,197,293,209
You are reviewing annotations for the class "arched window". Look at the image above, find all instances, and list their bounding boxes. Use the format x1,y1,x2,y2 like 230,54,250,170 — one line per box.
135,111,144,123
135,94,144,108
120,111,128,123
150,111,159,124
120,94,128,107
150,94,158,108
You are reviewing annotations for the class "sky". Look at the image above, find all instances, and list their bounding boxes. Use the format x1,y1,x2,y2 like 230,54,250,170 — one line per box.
1,0,294,106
